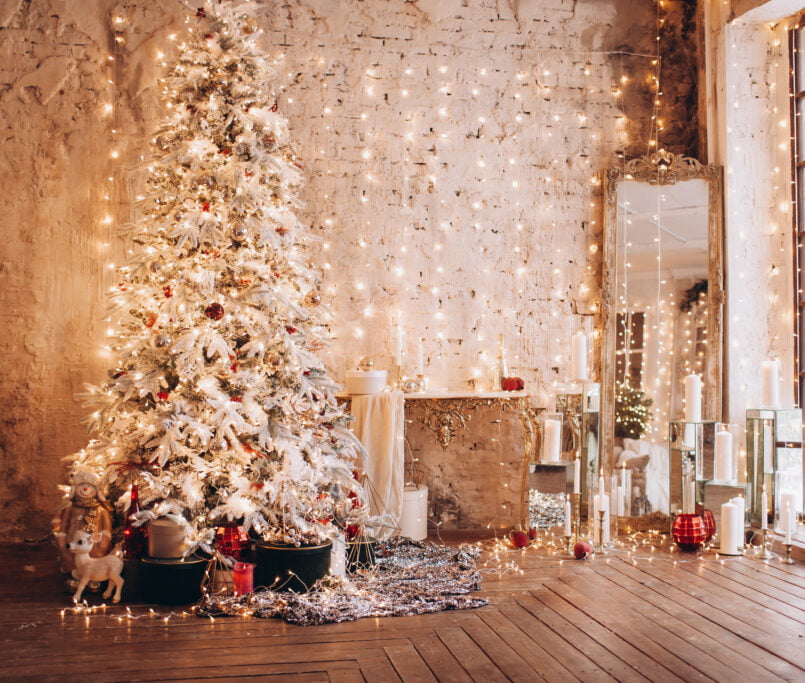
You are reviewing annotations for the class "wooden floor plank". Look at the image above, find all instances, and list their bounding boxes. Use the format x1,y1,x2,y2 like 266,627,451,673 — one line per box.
436,626,509,682
459,614,546,682
477,610,574,682
383,643,438,682
410,634,473,683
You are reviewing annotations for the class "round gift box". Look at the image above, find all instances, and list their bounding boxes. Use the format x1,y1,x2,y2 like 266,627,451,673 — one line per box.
147,518,187,559
255,540,332,593
139,555,207,605
344,370,386,395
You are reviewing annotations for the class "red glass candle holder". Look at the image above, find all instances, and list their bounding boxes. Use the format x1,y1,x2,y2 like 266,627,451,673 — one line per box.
233,562,254,596
672,513,707,551
701,509,716,542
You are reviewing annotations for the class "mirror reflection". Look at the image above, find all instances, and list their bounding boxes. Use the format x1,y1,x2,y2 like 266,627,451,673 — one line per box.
602,153,724,525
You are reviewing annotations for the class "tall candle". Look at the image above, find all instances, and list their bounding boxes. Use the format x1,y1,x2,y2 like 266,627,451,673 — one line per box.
684,374,702,422
617,486,626,517
720,502,739,555
573,457,581,493
543,419,562,463
783,502,793,545
714,428,733,482
730,496,745,548
599,472,606,495
417,338,424,376
779,492,796,533
760,488,768,531
564,496,572,536
570,331,588,381
761,360,780,409
763,423,773,472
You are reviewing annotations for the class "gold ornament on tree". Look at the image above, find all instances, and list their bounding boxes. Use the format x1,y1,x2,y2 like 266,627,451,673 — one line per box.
304,290,321,307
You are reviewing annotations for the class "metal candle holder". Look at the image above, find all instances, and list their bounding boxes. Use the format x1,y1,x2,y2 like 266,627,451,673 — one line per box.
595,509,608,555
784,543,795,565
572,492,581,544
564,535,572,555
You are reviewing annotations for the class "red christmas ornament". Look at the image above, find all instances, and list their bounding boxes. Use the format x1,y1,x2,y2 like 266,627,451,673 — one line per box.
205,302,224,320
201,201,210,212
123,484,148,560
157,391,169,401
501,377,525,391
219,147,231,156
285,326,297,334
230,396,242,403
163,286,173,298
573,541,593,559
509,530,530,549
196,7,206,18
672,513,707,551
527,528,537,540
214,524,249,560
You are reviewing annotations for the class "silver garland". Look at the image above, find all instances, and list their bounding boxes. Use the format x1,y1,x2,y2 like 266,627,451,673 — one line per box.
528,490,567,529
198,538,488,625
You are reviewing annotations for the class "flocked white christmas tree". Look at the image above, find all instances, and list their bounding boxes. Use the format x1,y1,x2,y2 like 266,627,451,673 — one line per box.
64,3,369,553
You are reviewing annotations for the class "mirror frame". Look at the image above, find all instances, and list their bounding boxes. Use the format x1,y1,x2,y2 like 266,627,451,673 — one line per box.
600,150,725,476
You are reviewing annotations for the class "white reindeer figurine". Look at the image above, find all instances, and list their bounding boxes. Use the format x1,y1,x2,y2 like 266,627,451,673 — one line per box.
66,530,125,603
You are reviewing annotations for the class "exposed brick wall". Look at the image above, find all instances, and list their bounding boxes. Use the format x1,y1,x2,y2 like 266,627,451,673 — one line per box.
0,0,687,538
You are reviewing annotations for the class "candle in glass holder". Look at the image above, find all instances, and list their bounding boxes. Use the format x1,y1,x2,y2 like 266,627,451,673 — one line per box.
714,426,733,482
564,496,572,536
543,418,562,463
684,374,702,422
233,562,254,596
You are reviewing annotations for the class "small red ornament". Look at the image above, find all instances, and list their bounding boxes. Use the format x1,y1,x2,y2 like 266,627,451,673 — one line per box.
157,391,169,401
231,396,242,403
573,541,593,559
205,302,224,320
502,377,525,391
204,33,212,39
509,530,530,549
214,524,248,560
527,528,537,540
672,513,707,551
276,226,288,235
163,286,173,298
201,201,210,212
196,7,206,18
285,326,297,334
219,147,231,156
270,102,278,112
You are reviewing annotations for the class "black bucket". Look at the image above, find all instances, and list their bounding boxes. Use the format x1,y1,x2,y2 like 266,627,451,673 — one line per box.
139,554,207,605
254,541,332,592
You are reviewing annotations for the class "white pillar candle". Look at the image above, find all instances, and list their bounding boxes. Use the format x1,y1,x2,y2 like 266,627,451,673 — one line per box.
730,496,745,548
714,429,734,482
542,419,562,463
599,473,606,495
783,502,794,544
720,502,740,555
417,338,424,376
617,486,626,517
625,469,632,515
573,457,581,493
779,492,795,532
570,331,588,381
761,360,780,409
684,374,702,422
564,497,572,536
760,488,768,531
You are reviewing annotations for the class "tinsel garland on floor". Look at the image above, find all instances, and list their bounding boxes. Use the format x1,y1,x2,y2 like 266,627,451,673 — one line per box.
198,539,488,625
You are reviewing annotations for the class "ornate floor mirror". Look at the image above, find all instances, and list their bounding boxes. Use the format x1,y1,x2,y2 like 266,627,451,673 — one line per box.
600,150,724,525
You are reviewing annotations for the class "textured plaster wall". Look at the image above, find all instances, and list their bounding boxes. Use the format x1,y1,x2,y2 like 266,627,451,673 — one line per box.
0,0,671,540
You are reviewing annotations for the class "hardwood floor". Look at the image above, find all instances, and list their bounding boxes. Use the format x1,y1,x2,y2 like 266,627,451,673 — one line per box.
1,535,803,682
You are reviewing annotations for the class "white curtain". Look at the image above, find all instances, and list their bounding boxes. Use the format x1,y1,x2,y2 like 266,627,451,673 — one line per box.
350,390,405,540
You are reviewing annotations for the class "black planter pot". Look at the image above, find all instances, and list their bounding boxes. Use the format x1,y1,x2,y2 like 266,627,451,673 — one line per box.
255,540,332,593
347,539,377,574
139,554,208,605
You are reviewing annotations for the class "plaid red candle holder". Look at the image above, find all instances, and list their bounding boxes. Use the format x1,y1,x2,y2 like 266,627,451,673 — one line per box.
672,513,707,551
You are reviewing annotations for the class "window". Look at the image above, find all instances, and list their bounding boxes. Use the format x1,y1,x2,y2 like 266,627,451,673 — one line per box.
790,19,805,407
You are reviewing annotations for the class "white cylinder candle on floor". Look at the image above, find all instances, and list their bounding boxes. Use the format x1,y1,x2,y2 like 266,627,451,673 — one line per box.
684,374,702,422
400,485,428,541
570,331,588,381
761,360,780,409
730,496,745,549
330,533,346,577
719,501,740,555
714,427,734,482
542,418,562,463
